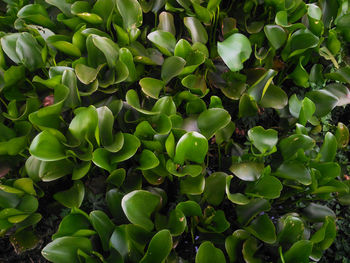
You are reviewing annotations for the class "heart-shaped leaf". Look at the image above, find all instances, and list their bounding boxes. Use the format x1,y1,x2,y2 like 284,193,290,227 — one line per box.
195,241,226,263
197,108,231,139
248,126,278,154
217,33,252,72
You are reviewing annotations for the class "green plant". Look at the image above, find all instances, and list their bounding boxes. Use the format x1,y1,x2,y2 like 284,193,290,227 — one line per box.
1,0,350,262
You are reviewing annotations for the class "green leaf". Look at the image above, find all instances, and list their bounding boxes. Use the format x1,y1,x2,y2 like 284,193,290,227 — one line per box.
161,56,186,83
174,132,208,165
29,131,66,161
335,122,349,148
246,175,282,199
184,17,208,44
195,241,226,263
13,178,36,196
260,84,288,110
139,77,165,99
90,210,115,251
121,190,160,231
140,230,172,263
16,33,44,71
248,126,278,154
116,0,143,31
247,69,277,102
52,212,91,239
69,106,98,144
42,237,92,263
53,181,85,209
1,34,21,64
197,108,231,139
111,133,141,163
47,36,81,57
225,230,250,263
75,64,103,84
17,4,55,28
147,30,176,56
92,35,119,68
303,203,336,222
126,89,159,115
217,33,252,72
62,69,81,109
158,12,176,35
239,93,258,117
97,106,114,146
264,25,287,49
283,240,313,263
236,198,271,225
320,132,337,162
245,214,276,244
204,172,227,206
277,215,304,245
180,174,205,195
226,176,250,205
229,162,264,181
138,150,160,170
275,161,311,185
306,89,339,117
279,134,315,160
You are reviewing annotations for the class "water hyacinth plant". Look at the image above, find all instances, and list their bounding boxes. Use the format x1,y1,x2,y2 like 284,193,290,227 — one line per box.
1,0,350,262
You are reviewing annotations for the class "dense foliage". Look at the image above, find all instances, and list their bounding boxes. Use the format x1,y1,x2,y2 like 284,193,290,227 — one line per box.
1,0,350,262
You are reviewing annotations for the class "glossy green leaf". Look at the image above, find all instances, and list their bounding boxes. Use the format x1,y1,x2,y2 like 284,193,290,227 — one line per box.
29,131,66,161
197,108,231,139
174,132,208,165
138,150,160,170
147,30,176,56
204,172,227,206
180,174,205,195
116,0,143,31
264,25,287,49
42,237,92,263
279,134,315,160
282,240,313,263
139,78,164,99
275,161,311,185
195,241,226,263
161,56,186,84
111,133,141,163
245,214,276,244
122,190,160,231
320,132,337,162
184,17,208,44
303,203,336,222
217,33,252,72
16,33,44,71
90,210,115,251
92,35,119,68
248,126,278,154
335,122,349,148
246,175,282,199
140,229,172,263
230,162,264,182
306,89,338,117
53,181,85,208
236,198,271,225
17,4,55,28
